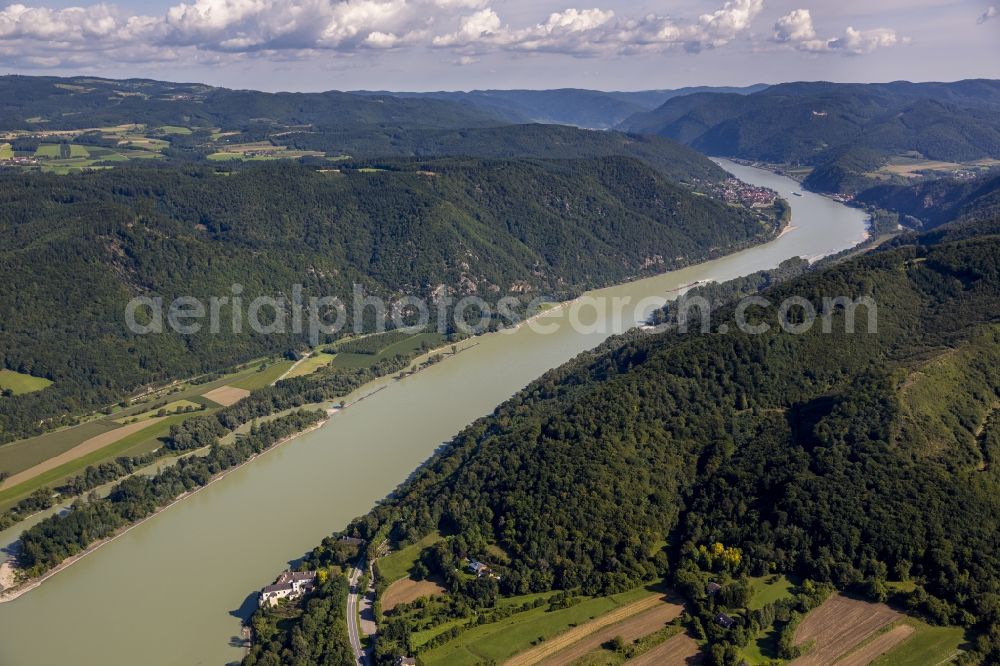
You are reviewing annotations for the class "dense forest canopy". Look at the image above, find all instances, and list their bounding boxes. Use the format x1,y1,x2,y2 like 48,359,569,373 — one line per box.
0,156,777,443
250,205,1000,663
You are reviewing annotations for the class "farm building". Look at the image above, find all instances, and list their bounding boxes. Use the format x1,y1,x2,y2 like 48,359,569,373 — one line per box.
715,612,735,629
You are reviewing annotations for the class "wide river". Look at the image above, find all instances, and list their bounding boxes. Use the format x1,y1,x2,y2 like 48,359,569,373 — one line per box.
0,161,868,666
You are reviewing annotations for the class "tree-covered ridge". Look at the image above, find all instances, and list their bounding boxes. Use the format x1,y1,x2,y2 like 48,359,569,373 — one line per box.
0,158,777,443
618,79,1000,196
857,170,1000,230
0,75,731,183
350,85,768,130
619,80,1000,164
0,75,505,132
262,217,1000,663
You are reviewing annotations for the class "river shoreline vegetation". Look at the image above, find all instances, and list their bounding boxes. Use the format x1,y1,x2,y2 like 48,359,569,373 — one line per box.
243,195,1000,664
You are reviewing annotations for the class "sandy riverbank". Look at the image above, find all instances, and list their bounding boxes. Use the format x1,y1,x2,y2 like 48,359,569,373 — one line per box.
0,416,330,605
0,558,17,591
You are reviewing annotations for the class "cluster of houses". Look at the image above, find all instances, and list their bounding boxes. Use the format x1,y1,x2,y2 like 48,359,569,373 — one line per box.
258,570,318,608
715,178,777,207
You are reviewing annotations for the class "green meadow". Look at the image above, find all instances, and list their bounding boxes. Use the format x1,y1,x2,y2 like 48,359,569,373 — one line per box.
0,369,52,395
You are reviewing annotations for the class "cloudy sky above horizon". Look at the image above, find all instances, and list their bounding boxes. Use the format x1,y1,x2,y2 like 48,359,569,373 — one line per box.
0,0,997,91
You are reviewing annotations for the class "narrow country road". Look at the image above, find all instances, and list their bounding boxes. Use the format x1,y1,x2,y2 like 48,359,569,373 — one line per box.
346,561,368,666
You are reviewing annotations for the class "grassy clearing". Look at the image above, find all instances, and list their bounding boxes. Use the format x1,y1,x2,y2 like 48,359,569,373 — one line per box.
0,369,53,395
0,143,12,159
868,618,966,666
229,360,296,391
379,532,443,584
156,125,193,135
114,399,205,424
743,626,781,664
285,353,337,379
749,574,796,610
421,587,655,666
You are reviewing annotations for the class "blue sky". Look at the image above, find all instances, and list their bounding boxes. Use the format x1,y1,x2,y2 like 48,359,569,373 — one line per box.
0,0,997,91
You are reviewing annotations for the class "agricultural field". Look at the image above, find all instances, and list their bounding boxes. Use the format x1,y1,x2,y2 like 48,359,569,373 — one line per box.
625,633,701,666
285,353,337,379
0,420,118,477
0,357,282,511
383,578,448,611
873,154,1000,180
228,360,296,391
419,586,657,666
0,369,53,395
0,142,12,159
0,417,169,492
788,594,900,666
206,142,324,162
836,624,915,666
331,332,446,370
868,617,967,666
528,595,683,666
201,385,251,407
34,143,89,158
156,125,192,135
114,399,205,424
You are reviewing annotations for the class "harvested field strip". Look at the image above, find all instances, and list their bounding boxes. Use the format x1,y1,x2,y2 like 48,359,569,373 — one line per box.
0,421,119,476
382,577,447,611
789,594,900,666
537,600,684,666
504,594,664,666
201,385,251,406
836,624,915,666
625,633,702,666
0,418,167,491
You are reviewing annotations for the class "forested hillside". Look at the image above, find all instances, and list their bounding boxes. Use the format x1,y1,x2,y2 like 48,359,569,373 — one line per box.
0,157,778,443
857,171,1000,230
251,212,1000,664
619,80,1000,194
0,75,504,132
353,85,767,130
0,75,737,182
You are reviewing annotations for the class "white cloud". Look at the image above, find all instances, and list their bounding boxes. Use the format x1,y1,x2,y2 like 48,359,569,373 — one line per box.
0,0,768,68
772,8,904,55
978,6,997,24
434,0,763,56
773,8,815,43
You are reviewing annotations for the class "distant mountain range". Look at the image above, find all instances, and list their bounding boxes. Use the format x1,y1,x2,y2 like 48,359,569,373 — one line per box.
352,85,768,129
618,79,1000,194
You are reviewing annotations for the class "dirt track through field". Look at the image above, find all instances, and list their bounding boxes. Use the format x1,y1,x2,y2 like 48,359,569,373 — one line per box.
0,417,167,491
503,594,673,666
836,624,915,666
382,577,447,610
625,633,702,666
789,594,900,666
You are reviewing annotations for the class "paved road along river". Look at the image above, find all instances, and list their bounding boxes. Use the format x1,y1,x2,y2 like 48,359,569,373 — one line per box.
0,161,868,665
